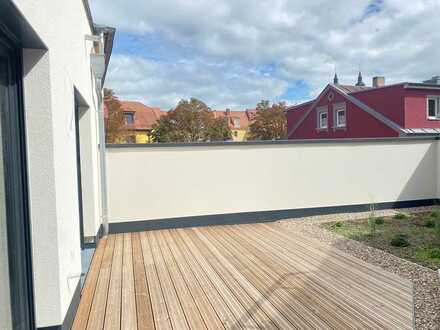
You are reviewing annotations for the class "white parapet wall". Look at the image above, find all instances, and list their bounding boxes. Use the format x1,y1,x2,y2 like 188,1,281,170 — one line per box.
107,138,439,225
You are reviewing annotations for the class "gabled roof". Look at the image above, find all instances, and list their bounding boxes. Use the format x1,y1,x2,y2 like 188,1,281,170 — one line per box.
213,109,256,129
287,84,404,137
120,101,166,130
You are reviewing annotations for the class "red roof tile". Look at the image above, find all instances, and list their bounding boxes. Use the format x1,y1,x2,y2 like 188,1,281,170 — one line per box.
120,101,166,130
212,109,256,130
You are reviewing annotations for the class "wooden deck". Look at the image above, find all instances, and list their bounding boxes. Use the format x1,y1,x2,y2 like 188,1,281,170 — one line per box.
72,223,414,329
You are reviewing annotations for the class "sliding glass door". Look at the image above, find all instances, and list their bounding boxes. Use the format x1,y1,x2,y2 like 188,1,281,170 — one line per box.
0,51,12,330
0,29,34,330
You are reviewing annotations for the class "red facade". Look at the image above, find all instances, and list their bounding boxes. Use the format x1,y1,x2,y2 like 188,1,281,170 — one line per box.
287,83,440,139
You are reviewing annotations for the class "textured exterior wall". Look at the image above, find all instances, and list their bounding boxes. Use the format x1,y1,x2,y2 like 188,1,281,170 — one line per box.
107,139,438,223
15,0,103,327
404,88,440,128
352,85,406,127
288,88,398,139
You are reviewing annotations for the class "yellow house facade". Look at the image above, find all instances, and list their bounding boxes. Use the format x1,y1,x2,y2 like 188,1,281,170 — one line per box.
120,101,165,144
214,109,257,142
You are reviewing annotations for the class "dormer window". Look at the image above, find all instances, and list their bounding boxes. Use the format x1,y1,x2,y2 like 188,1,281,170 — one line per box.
427,97,440,119
124,112,135,125
233,118,241,128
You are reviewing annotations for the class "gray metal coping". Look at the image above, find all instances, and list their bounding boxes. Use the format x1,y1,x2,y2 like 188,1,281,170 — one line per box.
106,136,440,149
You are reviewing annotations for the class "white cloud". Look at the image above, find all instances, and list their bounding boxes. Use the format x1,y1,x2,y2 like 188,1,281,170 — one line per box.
107,55,288,109
91,0,440,107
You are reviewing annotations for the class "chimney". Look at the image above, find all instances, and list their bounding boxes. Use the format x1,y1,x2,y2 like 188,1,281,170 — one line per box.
225,108,231,116
423,76,440,85
372,76,385,88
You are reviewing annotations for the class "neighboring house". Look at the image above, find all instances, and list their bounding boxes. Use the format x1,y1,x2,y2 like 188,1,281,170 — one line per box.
287,73,440,139
120,101,165,143
213,108,257,141
0,1,114,329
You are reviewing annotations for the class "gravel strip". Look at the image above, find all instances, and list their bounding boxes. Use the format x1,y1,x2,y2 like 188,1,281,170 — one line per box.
278,206,440,330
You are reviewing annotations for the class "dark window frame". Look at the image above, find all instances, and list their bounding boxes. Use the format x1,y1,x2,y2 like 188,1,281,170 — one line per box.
0,25,35,330
124,111,135,125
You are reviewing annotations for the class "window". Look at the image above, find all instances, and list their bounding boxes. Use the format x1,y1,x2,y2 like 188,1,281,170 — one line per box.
233,118,241,128
124,112,135,125
334,104,346,128
317,109,328,129
427,97,440,119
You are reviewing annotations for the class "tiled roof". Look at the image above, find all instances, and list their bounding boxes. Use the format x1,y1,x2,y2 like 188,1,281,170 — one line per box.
120,101,166,130
213,109,256,129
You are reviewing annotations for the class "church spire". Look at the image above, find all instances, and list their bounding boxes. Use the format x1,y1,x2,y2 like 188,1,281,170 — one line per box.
356,71,365,87
333,72,339,85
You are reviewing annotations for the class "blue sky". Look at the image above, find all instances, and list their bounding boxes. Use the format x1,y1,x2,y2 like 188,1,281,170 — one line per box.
90,0,440,110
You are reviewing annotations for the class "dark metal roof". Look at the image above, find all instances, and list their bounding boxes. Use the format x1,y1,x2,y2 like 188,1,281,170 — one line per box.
338,85,373,93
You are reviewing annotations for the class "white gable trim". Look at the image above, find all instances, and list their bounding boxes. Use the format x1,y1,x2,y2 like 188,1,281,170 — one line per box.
287,84,333,137
288,84,404,137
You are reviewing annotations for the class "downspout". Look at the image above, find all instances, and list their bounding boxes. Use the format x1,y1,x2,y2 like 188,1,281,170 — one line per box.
88,32,109,236
96,79,109,236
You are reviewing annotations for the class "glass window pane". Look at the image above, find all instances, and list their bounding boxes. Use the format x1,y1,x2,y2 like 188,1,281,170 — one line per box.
428,99,436,117
320,112,327,128
337,110,346,126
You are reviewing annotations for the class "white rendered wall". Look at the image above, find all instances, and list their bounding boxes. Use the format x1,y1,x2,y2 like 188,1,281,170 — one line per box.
15,0,103,327
79,106,102,239
107,140,438,223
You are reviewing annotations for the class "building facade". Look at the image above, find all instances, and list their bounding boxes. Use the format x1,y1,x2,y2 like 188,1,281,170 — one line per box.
0,1,114,328
214,109,257,141
120,101,165,143
287,74,440,139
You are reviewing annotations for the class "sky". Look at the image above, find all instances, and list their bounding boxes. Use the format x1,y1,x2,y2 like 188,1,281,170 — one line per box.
90,0,440,110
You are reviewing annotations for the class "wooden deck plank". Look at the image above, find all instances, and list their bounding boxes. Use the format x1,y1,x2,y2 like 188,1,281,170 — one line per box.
104,234,123,330
188,229,278,329
155,230,207,329
268,223,412,293
200,226,328,329
235,225,396,329
132,232,155,330
121,233,137,330
193,227,295,329
258,224,413,318
177,229,260,329
170,229,240,329
217,225,364,329
72,236,108,330
161,230,225,330
265,223,412,296
147,230,189,329
86,235,115,330
139,231,172,330
74,223,413,330
241,224,412,329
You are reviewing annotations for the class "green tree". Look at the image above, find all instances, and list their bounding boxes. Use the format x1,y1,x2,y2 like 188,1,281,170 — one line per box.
248,100,287,140
104,89,128,143
151,98,232,142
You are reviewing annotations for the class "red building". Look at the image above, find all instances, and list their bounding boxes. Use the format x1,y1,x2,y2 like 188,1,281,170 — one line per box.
287,74,440,139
